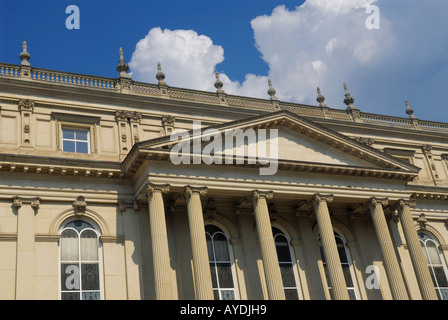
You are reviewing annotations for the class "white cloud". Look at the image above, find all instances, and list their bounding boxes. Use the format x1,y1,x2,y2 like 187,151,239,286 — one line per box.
129,27,225,91
129,0,448,121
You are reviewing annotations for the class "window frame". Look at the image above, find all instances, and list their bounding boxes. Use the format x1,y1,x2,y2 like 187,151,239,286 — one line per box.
205,224,239,300
61,126,91,154
318,231,360,300
58,218,104,300
272,226,303,300
418,232,448,300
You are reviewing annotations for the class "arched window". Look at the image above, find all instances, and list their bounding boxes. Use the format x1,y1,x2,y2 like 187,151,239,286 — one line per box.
205,224,237,300
273,227,300,300
59,220,102,300
318,231,358,300
419,232,448,300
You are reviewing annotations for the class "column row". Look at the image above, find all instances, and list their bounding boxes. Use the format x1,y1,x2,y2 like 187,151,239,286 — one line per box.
143,183,437,300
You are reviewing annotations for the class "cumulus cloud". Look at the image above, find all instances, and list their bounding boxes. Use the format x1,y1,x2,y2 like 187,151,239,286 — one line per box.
129,0,448,121
129,27,225,91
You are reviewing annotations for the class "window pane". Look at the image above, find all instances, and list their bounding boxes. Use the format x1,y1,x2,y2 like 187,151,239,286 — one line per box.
61,229,79,261
427,241,442,265
61,292,80,300
213,290,220,300
80,230,98,261
342,264,354,287
213,233,230,262
348,288,357,300
336,238,348,263
217,263,234,288
439,289,448,300
64,220,94,232
62,129,75,139
280,265,296,287
284,289,299,300
434,266,448,287
75,130,88,141
81,263,100,290
210,264,218,288
220,290,235,300
275,236,292,263
63,140,75,153
206,234,214,262
61,263,80,291
82,292,100,300
76,141,89,154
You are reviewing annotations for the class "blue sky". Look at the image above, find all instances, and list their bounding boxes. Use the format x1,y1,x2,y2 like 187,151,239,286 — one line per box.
1,0,447,123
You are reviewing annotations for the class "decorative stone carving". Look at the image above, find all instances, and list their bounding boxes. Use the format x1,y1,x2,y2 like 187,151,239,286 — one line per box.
73,196,87,214
417,213,428,229
12,196,40,209
18,99,34,112
204,198,217,220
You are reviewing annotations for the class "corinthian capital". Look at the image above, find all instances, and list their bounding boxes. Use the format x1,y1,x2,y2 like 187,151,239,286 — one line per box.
393,199,417,210
368,197,388,208
146,182,171,194
251,190,274,201
185,185,208,197
312,193,333,205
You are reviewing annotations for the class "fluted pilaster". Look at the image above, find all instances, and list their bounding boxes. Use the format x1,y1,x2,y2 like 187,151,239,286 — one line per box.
394,199,438,300
367,197,408,300
185,185,214,300
251,190,285,300
312,194,349,300
146,182,173,300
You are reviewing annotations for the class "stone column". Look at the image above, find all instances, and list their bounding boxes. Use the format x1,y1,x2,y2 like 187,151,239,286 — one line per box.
367,197,408,300
312,194,349,300
394,199,438,300
147,183,173,300
13,196,40,300
171,195,195,300
251,190,285,300
185,185,214,300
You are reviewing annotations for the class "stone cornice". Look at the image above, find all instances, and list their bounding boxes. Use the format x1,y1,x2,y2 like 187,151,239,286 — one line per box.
0,153,126,178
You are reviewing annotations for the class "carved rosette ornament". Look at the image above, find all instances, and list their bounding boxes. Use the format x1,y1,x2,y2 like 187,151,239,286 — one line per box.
73,196,87,215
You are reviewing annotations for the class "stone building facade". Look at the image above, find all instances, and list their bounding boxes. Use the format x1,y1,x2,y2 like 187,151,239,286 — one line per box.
1,42,448,300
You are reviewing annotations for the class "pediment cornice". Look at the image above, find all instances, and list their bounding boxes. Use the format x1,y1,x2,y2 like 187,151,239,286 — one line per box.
123,110,420,181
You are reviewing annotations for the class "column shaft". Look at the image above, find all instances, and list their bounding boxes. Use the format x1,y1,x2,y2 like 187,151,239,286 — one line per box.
147,183,173,300
252,190,285,300
368,198,408,300
313,194,349,300
185,186,214,300
396,200,438,300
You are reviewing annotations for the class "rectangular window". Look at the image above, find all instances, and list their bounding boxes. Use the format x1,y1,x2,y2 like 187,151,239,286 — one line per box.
62,128,90,154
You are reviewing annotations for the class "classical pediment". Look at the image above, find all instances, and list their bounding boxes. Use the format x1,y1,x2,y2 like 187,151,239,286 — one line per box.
123,110,420,180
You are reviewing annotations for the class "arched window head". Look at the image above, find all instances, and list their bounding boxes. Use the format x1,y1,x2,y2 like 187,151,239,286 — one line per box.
205,225,237,300
60,220,102,300
419,232,448,300
318,231,358,300
273,227,300,300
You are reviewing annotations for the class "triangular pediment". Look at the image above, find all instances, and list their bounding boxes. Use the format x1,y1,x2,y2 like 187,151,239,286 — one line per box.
124,110,420,180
